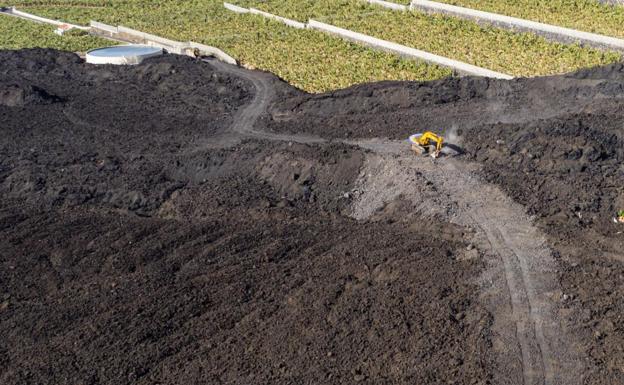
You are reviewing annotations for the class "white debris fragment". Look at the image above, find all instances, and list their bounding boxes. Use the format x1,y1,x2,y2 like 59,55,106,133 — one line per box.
54,23,75,36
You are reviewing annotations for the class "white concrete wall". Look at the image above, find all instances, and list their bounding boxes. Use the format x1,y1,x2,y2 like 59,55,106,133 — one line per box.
307,19,513,79
249,8,306,29
367,0,407,11
222,2,513,78
409,0,624,52
223,3,249,14
3,7,87,29
89,21,237,65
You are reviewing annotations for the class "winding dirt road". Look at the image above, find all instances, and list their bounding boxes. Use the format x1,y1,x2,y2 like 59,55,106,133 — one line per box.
417,160,583,385
207,59,326,145
206,58,583,385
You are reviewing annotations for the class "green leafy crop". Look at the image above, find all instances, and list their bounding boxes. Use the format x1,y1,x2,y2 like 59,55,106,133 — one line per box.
0,0,451,92
1,0,622,92
435,0,624,38
235,0,621,77
0,15,110,51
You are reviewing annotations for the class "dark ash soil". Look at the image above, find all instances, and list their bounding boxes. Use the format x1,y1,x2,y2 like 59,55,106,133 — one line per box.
1,48,624,384
0,49,488,385
267,61,624,384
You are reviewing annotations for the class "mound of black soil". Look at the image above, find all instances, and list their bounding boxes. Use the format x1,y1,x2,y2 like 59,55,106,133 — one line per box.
462,109,624,384
262,58,624,384
266,66,624,142
0,84,63,107
0,49,489,385
3,48,624,385
0,49,253,216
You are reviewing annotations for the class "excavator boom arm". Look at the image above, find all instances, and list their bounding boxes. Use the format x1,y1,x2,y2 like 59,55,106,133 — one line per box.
418,132,443,151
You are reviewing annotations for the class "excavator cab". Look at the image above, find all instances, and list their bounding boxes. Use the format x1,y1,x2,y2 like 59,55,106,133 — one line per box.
409,131,444,158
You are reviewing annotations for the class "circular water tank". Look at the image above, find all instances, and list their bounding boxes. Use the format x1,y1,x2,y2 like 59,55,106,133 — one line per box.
86,45,163,65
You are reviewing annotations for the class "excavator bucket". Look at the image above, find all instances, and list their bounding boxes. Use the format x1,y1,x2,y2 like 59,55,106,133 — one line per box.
411,143,427,155
411,143,438,157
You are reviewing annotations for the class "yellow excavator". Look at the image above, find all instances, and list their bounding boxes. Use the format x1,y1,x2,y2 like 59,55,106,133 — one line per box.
409,131,444,158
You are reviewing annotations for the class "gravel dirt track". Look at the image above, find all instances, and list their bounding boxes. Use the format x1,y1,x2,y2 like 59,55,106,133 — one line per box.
1,49,624,385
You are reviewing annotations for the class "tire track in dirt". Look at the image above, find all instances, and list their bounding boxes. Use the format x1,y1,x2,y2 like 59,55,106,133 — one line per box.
440,160,584,385
440,165,552,385
349,148,583,385
202,60,583,384
206,59,325,145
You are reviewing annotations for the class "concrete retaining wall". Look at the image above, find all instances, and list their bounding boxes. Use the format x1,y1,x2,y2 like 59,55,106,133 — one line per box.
367,0,407,11
223,2,249,14
307,19,513,79
223,3,305,29
187,42,238,64
1,7,238,65
89,21,238,64
362,0,624,52
409,0,624,52
222,2,513,78
249,8,306,29
1,6,88,29
115,25,187,54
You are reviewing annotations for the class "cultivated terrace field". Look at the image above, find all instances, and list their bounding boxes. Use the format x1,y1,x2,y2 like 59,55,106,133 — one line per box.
0,16,110,51
235,0,621,77
1,0,623,91
434,0,624,38
2,0,453,92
